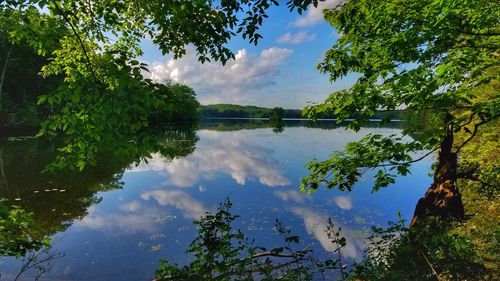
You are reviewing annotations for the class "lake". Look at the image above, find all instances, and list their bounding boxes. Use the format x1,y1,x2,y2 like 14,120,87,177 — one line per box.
0,120,433,280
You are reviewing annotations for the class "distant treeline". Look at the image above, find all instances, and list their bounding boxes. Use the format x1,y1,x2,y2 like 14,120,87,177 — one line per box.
199,104,302,118
200,118,407,131
200,104,409,120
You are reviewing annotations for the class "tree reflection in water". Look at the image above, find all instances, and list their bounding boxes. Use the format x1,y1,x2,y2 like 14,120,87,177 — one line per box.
0,127,198,279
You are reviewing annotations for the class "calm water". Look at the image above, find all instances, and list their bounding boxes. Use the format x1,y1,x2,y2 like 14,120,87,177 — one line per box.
0,120,432,280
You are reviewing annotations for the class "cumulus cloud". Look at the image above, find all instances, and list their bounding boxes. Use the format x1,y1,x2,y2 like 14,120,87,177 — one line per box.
128,130,291,188
292,0,343,27
149,47,293,104
141,189,208,219
277,31,316,44
291,207,362,259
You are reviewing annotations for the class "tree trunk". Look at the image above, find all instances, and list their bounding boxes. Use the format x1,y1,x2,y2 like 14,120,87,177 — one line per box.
0,47,13,113
410,123,465,228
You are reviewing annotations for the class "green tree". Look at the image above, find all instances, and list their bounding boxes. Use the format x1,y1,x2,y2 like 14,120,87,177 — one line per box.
270,107,285,133
270,107,285,123
301,0,499,226
0,7,67,124
155,199,348,281
0,203,49,257
1,0,321,169
151,83,200,124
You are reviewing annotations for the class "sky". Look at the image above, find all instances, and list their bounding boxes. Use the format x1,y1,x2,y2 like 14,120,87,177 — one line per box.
140,0,356,109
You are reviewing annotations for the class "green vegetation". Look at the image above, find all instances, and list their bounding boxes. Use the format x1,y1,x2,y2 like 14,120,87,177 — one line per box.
302,0,499,226
0,0,323,170
1,0,498,280
0,128,198,235
156,199,349,281
0,6,200,170
199,104,409,120
0,127,198,279
269,107,285,123
155,198,495,280
0,203,49,257
200,104,302,119
0,8,66,127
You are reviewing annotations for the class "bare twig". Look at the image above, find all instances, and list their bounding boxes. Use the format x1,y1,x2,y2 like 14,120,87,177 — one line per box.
14,249,65,281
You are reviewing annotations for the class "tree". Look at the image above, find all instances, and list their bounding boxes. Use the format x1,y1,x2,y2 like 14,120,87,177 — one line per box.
155,199,349,281
1,0,321,169
301,0,499,226
270,107,285,123
0,7,67,124
270,107,285,133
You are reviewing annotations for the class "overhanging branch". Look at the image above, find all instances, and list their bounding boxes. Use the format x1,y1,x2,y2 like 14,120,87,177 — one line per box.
373,147,439,168
51,0,100,85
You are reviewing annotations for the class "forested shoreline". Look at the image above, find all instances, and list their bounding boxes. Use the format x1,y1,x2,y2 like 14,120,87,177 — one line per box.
0,0,498,280
199,104,409,120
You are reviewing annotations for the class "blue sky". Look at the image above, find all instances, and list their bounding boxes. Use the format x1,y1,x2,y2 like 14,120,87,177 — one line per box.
140,0,355,109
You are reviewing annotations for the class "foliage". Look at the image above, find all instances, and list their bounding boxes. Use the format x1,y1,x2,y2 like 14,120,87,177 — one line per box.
155,197,495,281
199,118,406,132
0,7,66,124
0,202,49,257
0,0,332,170
350,217,490,281
301,0,499,195
150,83,200,124
454,118,499,273
0,6,201,170
269,107,285,133
1,0,418,172
200,104,408,120
200,104,302,119
0,127,198,237
269,107,285,123
155,198,348,281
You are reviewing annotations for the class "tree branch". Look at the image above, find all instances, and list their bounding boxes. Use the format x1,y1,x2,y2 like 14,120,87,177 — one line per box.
51,0,100,85
458,31,500,37
455,119,489,153
373,147,439,168
213,247,311,280
227,245,311,266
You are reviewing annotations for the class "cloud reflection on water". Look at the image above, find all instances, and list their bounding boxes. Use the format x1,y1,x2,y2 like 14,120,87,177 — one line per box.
77,205,170,234
331,195,353,210
141,189,208,219
129,130,291,188
273,190,310,204
290,207,363,259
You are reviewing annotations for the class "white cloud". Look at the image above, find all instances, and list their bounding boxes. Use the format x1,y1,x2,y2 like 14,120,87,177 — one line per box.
120,201,141,212
149,47,293,104
128,130,291,188
292,0,342,27
141,189,208,219
291,207,362,259
277,31,316,44
331,195,353,210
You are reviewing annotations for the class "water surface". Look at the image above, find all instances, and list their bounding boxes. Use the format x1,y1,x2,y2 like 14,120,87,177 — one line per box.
0,120,432,280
